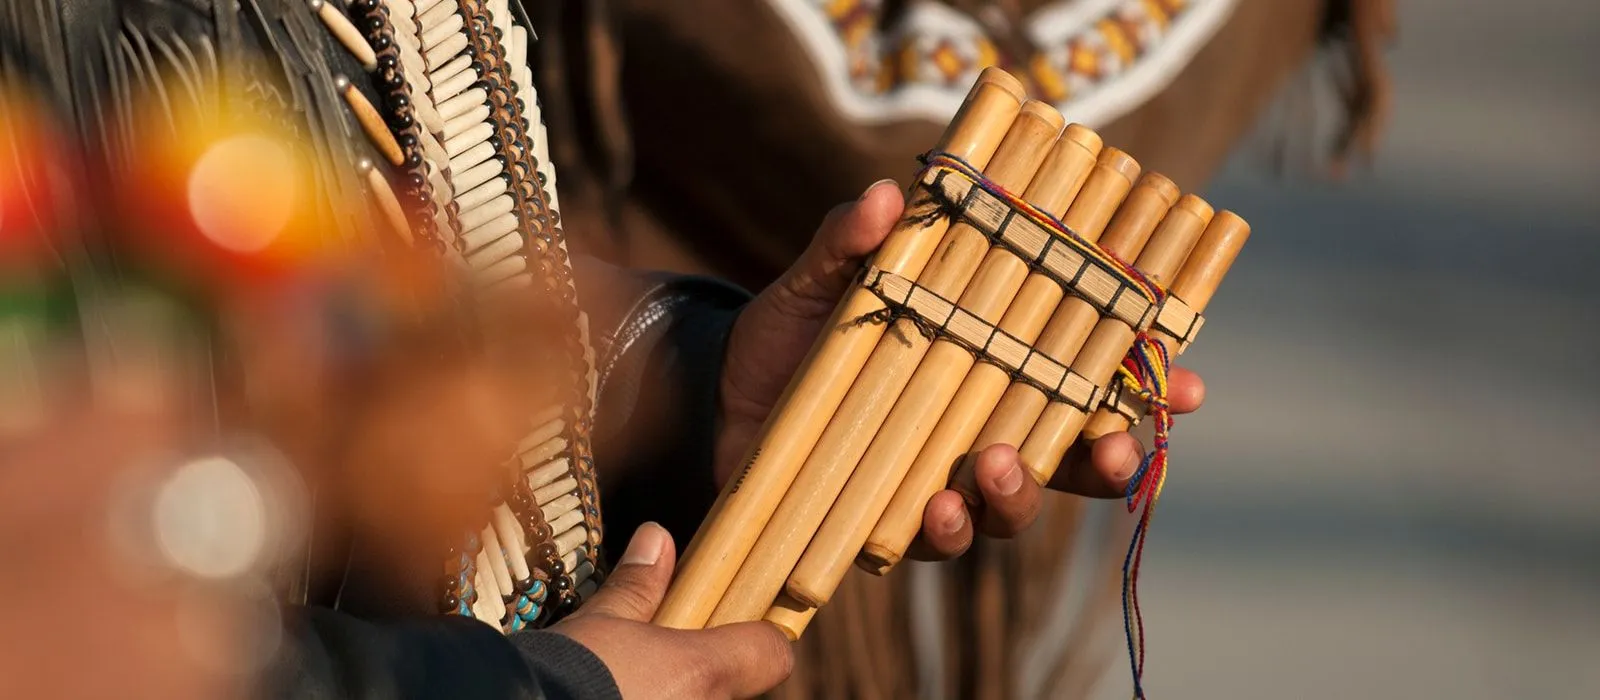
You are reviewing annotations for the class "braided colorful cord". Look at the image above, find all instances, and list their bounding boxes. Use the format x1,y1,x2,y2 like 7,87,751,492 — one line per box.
916,151,1176,699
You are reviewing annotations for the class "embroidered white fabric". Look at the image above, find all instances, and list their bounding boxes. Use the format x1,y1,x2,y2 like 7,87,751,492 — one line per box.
762,0,1240,127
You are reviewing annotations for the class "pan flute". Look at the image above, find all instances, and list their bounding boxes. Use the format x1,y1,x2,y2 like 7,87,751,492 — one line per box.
654,67,1250,686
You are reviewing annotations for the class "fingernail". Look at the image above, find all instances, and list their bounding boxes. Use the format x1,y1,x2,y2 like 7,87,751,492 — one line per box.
618,522,667,567
1117,448,1143,481
944,509,967,535
996,463,1024,496
859,178,897,201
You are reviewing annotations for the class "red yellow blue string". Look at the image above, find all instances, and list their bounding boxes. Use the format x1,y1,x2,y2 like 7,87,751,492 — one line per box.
916,151,1177,699
1116,333,1173,700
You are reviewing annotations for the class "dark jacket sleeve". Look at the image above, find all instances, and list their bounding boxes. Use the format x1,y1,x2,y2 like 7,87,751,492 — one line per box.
573,257,753,559
268,609,618,700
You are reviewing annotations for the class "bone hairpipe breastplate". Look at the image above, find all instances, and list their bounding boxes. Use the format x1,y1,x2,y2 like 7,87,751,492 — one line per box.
308,0,604,631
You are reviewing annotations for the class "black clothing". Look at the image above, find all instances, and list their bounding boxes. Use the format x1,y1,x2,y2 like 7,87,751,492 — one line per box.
272,609,616,700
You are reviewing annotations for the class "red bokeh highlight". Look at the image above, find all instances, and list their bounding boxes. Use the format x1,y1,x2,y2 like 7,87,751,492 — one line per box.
0,91,73,270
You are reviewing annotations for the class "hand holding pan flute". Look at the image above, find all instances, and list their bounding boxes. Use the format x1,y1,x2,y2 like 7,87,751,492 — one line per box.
715,179,1206,561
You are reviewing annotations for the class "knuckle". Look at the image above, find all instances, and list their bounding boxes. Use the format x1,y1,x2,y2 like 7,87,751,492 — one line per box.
596,579,655,618
616,584,656,614
687,650,726,695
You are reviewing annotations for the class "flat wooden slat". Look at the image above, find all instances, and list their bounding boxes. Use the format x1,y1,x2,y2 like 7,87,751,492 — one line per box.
918,166,1208,346
858,268,1112,413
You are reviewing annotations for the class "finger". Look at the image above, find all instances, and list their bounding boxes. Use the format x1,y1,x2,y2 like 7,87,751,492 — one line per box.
1047,432,1145,499
573,523,675,622
1166,366,1205,415
970,443,1042,538
773,180,904,314
816,180,904,261
693,621,795,698
906,489,973,561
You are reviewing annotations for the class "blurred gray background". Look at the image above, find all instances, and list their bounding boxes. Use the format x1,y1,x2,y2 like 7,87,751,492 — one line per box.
1092,1,1600,697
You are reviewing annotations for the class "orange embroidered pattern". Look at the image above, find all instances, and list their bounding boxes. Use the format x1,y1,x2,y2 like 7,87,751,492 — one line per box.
821,0,1191,103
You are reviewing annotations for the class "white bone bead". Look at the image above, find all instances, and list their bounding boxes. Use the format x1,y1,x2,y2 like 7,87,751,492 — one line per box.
444,122,494,158
526,459,570,490
456,194,511,230
468,232,522,270
461,213,518,252
532,477,576,506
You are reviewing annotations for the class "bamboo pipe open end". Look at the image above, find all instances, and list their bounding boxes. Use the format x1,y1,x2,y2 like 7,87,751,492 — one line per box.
1170,210,1252,305
857,544,898,574
1096,147,1141,185
1021,126,1105,214
764,597,817,641
1137,172,1181,209
1055,146,1141,243
1062,123,1104,155
975,66,1028,101
1019,99,1068,134
922,76,1028,179
1172,193,1215,224
1129,193,1217,290
1097,172,1182,257
785,579,829,609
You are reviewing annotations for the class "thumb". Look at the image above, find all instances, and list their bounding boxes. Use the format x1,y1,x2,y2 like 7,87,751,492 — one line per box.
772,180,905,315
693,622,796,698
577,523,675,622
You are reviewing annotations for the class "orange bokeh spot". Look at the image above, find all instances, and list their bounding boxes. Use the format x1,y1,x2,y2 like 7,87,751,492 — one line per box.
110,104,349,290
187,134,301,255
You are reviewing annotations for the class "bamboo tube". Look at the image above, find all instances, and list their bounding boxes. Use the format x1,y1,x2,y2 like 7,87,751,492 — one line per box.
766,595,817,641
652,69,1027,629
947,164,1161,502
706,101,1066,626
860,157,1170,572
1078,212,1253,442
782,126,1104,608
1022,208,1248,481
